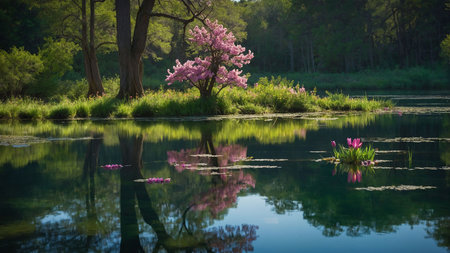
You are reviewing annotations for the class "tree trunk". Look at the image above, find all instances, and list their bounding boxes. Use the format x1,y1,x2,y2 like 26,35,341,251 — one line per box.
82,0,104,97
116,0,155,99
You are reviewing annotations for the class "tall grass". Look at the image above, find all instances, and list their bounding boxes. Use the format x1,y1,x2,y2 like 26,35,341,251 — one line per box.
0,76,392,120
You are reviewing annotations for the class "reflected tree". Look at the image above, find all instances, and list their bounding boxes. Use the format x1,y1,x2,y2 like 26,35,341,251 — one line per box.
82,133,103,246
119,131,258,252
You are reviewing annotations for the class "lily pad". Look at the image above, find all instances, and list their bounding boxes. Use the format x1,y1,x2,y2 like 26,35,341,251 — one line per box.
354,185,437,191
0,135,47,147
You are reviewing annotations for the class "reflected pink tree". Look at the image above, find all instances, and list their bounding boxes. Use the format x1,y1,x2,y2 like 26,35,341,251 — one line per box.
167,144,248,172
167,128,255,218
192,170,256,217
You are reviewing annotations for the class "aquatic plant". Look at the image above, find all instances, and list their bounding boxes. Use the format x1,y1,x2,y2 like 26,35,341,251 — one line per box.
331,138,375,165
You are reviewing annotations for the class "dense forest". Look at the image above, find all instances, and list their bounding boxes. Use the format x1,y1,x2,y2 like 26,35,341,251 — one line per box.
0,0,449,99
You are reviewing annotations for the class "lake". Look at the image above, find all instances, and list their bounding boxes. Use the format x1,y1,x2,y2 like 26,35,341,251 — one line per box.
0,94,449,252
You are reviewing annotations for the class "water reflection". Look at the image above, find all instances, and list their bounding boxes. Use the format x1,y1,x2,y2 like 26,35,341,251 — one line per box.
331,164,375,184
0,112,449,251
167,126,256,218
118,132,258,252
82,133,102,242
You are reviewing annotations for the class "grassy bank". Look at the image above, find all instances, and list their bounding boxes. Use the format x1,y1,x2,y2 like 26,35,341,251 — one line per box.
0,77,392,120
248,67,449,91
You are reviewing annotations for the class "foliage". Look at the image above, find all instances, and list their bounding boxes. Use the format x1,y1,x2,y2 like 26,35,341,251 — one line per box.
249,67,450,90
441,34,450,64
39,38,80,79
243,0,450,72
0,47,44,98
29,38,79,98
166,19,254,97
0,0,46,52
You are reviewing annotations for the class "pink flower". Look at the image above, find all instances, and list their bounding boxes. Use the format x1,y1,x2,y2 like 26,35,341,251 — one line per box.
347,138,362,149
331,141,336,148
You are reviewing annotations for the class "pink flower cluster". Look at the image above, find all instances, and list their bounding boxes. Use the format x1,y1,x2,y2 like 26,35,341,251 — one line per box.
146,177,171,184
347,138,363,149
166,19,253,92
288,85,306,95
101,164,123,170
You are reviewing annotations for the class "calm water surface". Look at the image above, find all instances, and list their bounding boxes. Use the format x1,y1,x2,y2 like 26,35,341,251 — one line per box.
0,95,449,252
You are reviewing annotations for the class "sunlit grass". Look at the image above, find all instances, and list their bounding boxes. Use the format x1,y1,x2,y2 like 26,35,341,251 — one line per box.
0,77,392,120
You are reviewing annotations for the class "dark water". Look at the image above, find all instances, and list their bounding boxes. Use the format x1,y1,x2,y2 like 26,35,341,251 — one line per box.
0,98,449,252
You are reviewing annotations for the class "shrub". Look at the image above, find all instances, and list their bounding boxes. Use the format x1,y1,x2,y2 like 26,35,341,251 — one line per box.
49,105,75,119
75,102,90,118
0,47,44,98
132,99,155,117
17,107,43,120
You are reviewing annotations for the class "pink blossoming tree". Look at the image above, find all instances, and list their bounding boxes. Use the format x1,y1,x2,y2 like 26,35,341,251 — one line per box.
166,19,254,98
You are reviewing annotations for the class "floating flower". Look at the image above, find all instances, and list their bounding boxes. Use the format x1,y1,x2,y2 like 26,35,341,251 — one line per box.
331,140,336,148
101,164,123,170
146,177,171,184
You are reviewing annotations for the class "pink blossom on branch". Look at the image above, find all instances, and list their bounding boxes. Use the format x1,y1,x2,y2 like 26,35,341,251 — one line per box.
166,19,254,97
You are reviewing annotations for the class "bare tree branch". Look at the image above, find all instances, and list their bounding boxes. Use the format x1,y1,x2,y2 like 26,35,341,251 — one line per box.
70,0,82,10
